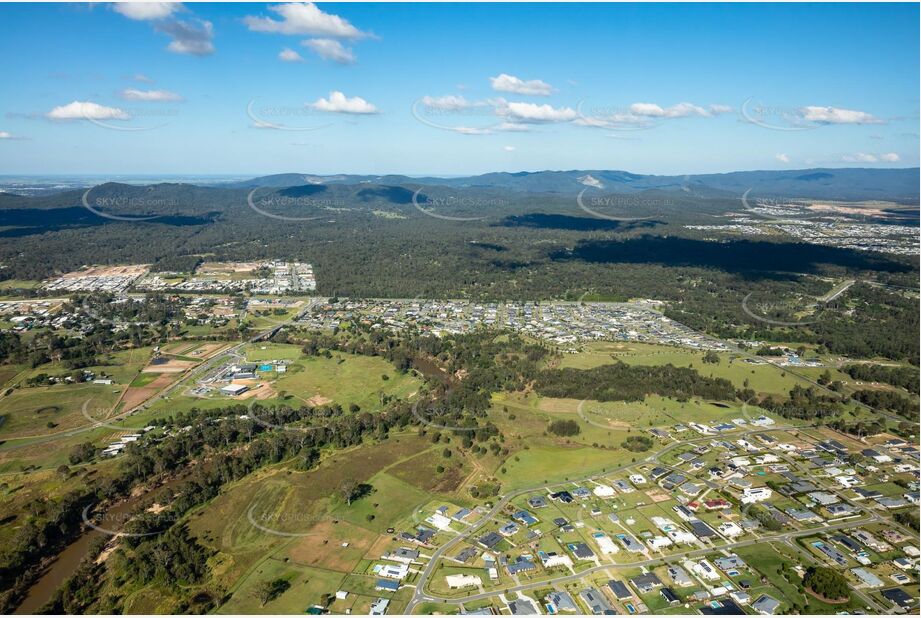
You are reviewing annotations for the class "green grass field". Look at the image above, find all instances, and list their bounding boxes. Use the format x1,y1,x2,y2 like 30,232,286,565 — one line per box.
274,352,420,411
243,343,304,362
561,341,814,396
0,383,124,439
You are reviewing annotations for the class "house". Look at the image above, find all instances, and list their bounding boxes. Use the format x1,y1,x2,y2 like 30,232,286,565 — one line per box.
730,591,751,605
375,563,409,580
538,551,573,569
740,487,772,504
615,533,644,553
661,587,680,604
699,599,746,615
718,522,744,538
386,547,420,564
446,574,481,589
507,555,537,575
851,568,883,587
606,580,632,601
592,483,616,498
854,530,890,551
881,588,914,610
568,542,595,560
499,522,520,536
667,565,694,587
752,594,781,615
509,598,539,615
478,532,503,549
579,588,614,615
369,598,390,615
513,510,539,526
688,519,719,540
593,533,620,555
714,555,746,571
691,559,720,581
785,507,821,523
630,572,663,593
545,591,578,613
453,547,478,563
550,490,574,503
375,579,400,592
528,495,548,509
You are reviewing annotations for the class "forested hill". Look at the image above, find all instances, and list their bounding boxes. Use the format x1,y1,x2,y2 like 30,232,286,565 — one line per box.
224,167,920,202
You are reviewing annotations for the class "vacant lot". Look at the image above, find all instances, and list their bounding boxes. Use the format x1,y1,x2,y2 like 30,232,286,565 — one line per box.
275,353,420,411
0,383,124,439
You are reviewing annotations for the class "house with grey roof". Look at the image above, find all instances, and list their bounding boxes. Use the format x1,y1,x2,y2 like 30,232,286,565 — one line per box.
579,588,614,615
752,594,781,615
545,590,578,613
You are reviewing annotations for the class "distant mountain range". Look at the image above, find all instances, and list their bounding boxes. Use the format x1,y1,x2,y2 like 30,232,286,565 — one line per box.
221,167,920,202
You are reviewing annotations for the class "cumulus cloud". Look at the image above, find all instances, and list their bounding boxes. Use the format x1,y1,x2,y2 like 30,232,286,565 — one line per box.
775,153,790,163
503,101,576,122
630,102,711,118
801,106,881,125
496,121,530,132
880,152,900,162
155,19,214,56
244,3,368,39
302,38,355,64
490,73,554,96
46,101,129,121
112,2,179,21
119,88,183,102
278,47,304,62
308,91,377,114
842,153,878,163
420,95,472,110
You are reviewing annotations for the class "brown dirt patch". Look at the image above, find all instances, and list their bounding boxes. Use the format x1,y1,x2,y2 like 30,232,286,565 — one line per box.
307,394,334,406
237,383,275,400
142,358,198,373
645,490,670,503
285,519,380,572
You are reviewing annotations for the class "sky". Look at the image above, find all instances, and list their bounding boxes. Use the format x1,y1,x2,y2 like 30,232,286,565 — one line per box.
0,2,918,176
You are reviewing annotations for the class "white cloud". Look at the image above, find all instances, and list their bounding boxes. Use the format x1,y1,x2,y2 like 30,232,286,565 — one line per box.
880,152,900,162
775,153,790,163
709,104,732,114
630,102,711,118
302,38,355,64
278,47,304,62
420,95,472,110
503,145,516,152
155,19,214,56
133,73,154,83
496,121,530,132
119,88,183,102
453,127,492,135
801,106,881,125
504,101,575,122
0,131,12,139
490,73,554,96
842,153,878,163
112,2,179,21
46,101,129,121
244,3,368,39
308,91,377,114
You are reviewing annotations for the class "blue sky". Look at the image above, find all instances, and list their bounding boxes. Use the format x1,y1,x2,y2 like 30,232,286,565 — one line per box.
0,2,918,175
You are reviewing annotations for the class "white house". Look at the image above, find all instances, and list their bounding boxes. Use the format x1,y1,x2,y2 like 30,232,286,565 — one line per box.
741,487,772,504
